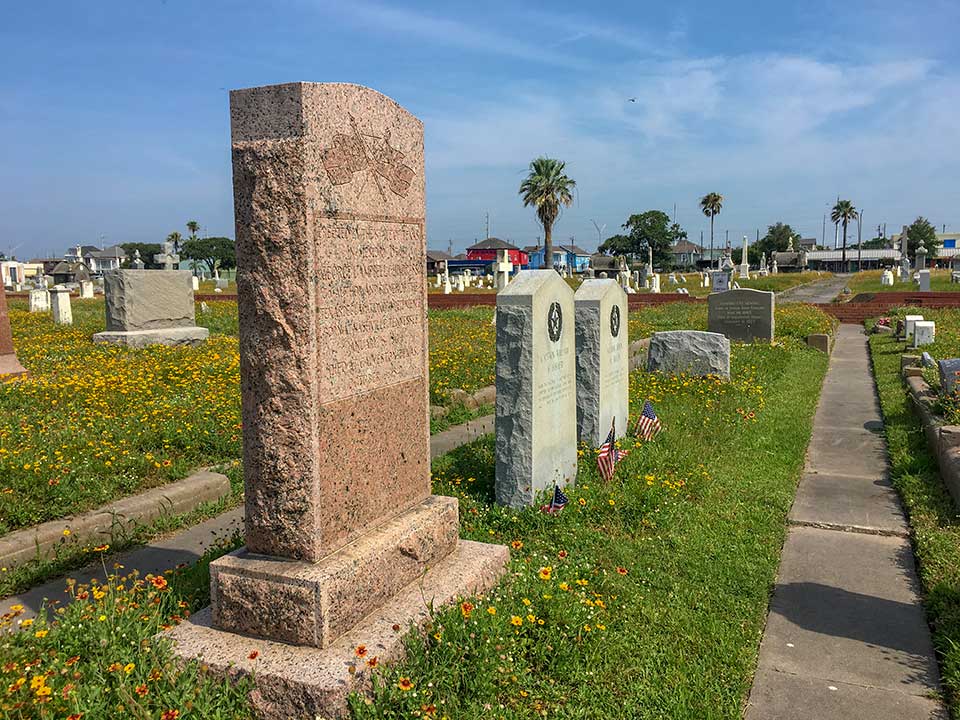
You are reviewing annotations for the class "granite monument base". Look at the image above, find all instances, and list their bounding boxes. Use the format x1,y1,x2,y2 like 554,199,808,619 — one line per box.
0,353,27,378
168,537,509,720
92,326,209,348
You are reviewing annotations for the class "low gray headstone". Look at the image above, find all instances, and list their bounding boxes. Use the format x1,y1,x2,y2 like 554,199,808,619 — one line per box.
647,330,730,379
921,351,935,368
574,279,629,447
939,359,960,394
708,288,774,342
93,270,209,347
495,270,577,508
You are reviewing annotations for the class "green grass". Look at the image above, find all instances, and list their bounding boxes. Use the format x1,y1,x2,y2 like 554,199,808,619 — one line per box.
636,270,831,297
869,311,960,716
349,340,830,719
0,533,252,719
845,269,960,295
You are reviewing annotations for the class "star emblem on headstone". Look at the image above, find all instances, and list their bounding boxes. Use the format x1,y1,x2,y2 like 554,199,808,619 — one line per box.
547,302,563,342
610,305,620,338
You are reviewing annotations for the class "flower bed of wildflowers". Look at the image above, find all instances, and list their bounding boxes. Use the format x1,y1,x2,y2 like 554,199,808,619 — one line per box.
1,539,252,719
868,308,960,713
0,298,837,719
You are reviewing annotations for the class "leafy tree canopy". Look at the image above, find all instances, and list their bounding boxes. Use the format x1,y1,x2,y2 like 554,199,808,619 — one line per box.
750,222,797,265
181,237,236,276
120,242,163,269
598,210,683,269
905,216,940,259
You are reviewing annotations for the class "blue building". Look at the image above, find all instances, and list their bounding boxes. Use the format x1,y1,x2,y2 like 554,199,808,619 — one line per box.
522,243,591,272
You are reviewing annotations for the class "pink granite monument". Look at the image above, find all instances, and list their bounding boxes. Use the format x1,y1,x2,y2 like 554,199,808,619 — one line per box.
0,289,27,378
168,82,508,718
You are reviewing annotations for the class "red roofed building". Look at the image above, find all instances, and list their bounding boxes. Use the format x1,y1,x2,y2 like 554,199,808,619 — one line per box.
465,238,528,266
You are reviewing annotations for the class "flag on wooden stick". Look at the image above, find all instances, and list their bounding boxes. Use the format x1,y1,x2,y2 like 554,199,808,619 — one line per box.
597,418,628,481
633,400,662,441
540,485,569,514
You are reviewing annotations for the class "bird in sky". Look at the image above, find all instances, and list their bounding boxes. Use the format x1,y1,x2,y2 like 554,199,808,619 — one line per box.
627,97,637,102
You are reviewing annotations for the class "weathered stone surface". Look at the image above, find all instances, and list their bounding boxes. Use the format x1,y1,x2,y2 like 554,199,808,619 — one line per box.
92,327,209,348
211,495,459,648
708,287,775,342
496,269,577,507
939,359,960,394
50,286,72,325
168,539,510,720
574,279,629,447
806,333,830,353
0,289,26,377
168,83,509,706
914,320,936,348
230,82,431,561
918,269,931,291
647,330,730,379
905,314,924,339
102,270,196,331
28,289,49,313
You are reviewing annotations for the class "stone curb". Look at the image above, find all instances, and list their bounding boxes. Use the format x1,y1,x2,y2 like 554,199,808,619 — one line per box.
0,470,231,569
898,354,960,509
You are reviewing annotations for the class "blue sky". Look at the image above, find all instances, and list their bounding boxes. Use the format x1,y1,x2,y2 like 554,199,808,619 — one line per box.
2,0,959,258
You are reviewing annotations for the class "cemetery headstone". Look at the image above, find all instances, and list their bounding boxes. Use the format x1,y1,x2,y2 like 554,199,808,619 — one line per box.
881,269,894,286
79,280,94,298
50,286,72,325
938,359,960,394
650,273,661,293
707,288,775,342
0,289,27,377
131,249,145,270
913,320,935,348
647,330,730,379
918,269,931,291
92,270,209,347
905,314,924,340
215,278,229,290
153,240,180,271
192,275,200,291
28,288,49,313
167,82,507,718
496,269,577,508
711,270,730,293
574,279,629,447
916,243,928,271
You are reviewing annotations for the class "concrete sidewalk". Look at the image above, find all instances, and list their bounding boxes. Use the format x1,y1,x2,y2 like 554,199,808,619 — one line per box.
777,274,851,304
745,324,946,719
1,415,496,622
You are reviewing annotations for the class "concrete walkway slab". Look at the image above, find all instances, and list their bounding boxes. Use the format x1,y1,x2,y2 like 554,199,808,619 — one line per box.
747,324,944,719
790,472,908,536
747,669,946,720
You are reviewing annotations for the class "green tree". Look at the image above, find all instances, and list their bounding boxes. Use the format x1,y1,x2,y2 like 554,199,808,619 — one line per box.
596,234,633,257
751,222,797,265
831,199,858,269
186,221,200,242
699,192,723,269
905,216,940,260
166,231,183,253
518,158,576,268
625,211,678,269
119,242,162,269
181,237,236,276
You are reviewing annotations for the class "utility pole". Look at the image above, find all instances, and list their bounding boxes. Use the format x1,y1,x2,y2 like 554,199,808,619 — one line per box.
857,210,863,272
822,214,826,248
485,212,490,240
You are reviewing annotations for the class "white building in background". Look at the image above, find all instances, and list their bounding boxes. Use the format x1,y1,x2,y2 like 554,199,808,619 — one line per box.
65,244,127,274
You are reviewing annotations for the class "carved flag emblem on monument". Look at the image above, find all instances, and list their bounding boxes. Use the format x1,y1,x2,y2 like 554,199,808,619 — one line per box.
321,116,415,198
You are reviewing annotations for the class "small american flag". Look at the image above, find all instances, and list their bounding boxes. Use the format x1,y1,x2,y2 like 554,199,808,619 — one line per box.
597,419,628,481
540,485,569,514
634,400,662,441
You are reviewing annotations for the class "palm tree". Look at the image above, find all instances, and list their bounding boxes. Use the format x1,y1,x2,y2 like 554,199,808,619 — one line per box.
166,231,182,252
186,221,200,243
831,199,857,271
700,193,723,269
518,158,576,269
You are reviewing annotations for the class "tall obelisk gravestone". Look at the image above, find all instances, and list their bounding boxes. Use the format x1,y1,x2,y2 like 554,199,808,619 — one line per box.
169,82,508,719
0,289,27,378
